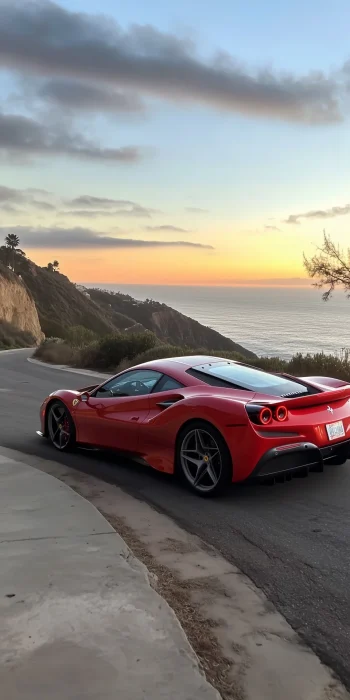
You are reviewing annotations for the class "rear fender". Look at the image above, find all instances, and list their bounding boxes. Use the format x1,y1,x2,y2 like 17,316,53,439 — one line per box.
149,393,250,432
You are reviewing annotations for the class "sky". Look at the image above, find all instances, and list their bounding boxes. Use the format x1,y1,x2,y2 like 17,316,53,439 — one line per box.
0,0,349,285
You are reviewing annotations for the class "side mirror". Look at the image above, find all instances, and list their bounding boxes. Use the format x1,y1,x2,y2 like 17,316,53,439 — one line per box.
80,392,90,403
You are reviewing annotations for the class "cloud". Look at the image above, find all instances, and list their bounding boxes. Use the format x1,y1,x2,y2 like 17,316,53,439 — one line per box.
0,111,142,162
0,186,158,220
68,195,137,209
185,207,209,213
0,226,213,250
31,199,56,211
64,206,157,219
145,225,190,233
285,204,350,225
0,184,55,211
264,224,281,231
108,205,157,218
0,1,343,125
0,185,27,204
37,78,146,114
26,187,52,196
0,203,23,214
65,196,157,218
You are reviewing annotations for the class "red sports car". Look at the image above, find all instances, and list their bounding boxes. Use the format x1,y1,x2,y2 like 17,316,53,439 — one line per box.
38,355,350,496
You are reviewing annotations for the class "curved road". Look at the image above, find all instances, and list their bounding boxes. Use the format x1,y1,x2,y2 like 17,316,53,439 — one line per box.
2,349,350,688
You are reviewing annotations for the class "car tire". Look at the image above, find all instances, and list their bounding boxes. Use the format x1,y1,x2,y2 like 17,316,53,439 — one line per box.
328,456,347,466
176,420,232,497
47,400,76,451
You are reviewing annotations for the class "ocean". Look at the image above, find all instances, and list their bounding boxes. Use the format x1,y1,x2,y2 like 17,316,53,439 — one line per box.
83,284,350,360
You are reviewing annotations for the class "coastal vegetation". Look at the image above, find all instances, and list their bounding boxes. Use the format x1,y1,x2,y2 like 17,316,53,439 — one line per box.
34,331,350,382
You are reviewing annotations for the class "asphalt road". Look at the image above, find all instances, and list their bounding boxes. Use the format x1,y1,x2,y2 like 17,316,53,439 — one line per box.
2,349,350,688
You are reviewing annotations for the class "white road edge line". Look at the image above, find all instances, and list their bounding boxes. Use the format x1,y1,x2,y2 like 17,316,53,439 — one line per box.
0,347,34,354
27,356,109,380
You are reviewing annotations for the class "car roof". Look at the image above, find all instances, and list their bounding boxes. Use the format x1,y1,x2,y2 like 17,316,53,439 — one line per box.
134,355,230,372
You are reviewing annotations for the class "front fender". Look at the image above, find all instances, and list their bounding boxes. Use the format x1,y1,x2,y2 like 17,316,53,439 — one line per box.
40,389,82,434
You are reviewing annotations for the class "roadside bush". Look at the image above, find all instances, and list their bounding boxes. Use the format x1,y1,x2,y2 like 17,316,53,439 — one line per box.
116,345,260,371
286,351,350,381
41,336,65,344
250,356,287,372
39,319,67,339
65,325,97,348
0,320,35,350
34,340,77,365
33,330,350,386
77,331,158,371
116,343,186,371
75,340,100,369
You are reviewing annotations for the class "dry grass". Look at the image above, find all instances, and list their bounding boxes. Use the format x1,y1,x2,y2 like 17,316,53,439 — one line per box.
0,320,35,350
34,340,77,365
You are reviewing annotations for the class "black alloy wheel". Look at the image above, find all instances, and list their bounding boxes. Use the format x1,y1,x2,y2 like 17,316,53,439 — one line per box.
177,420,232,497
47,401,76,451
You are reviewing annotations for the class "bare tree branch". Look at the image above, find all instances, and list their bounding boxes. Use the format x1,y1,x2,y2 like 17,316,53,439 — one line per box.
303,231,350,300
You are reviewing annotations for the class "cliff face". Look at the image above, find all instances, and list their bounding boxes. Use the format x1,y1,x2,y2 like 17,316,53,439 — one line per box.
0,266,43,345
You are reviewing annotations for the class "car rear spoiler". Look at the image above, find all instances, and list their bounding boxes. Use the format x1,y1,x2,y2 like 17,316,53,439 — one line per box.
259,385,350,410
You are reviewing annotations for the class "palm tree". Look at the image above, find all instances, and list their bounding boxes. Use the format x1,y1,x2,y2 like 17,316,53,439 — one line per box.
5,233,20,272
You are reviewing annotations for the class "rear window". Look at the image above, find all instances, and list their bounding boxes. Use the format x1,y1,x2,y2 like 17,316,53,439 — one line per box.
187,361,313,398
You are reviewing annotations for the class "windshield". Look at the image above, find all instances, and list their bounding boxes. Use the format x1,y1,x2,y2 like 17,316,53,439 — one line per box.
188,362,311,397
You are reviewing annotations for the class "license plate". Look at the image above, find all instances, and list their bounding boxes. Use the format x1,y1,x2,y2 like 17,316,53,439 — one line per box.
326,420,345,441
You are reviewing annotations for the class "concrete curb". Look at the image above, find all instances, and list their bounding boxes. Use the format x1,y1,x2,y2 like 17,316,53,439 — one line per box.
27,356,109,380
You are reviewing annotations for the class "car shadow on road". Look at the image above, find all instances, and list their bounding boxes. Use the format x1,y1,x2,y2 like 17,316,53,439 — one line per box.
22,436,349,512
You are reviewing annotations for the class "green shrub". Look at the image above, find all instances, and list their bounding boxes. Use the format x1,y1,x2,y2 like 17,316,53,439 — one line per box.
75,340,100,369
40,318,67,339
116,343,185,371
286,351,350,381
115,346,350,382
41,336,65,344
249,356,287,372
33,330,350,386
0,320,35,349
77,331,158,371
65,325,97,348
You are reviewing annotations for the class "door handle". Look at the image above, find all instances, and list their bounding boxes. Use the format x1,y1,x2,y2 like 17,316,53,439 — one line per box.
156,397,182,409
131,416,139,421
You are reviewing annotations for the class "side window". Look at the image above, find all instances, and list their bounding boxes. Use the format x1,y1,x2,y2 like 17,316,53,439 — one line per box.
94,370,162,398
152,375,184,393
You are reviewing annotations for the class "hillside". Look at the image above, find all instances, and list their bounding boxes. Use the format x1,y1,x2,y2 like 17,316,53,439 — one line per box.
0,249,254,357
17,262,118,339
85,287,255,356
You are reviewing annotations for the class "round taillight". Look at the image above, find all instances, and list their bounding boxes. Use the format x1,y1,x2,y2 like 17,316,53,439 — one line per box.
259,407,272,425
275,405,288,422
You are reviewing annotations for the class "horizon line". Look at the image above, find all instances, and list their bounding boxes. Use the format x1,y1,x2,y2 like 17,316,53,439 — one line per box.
79,281,314,289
